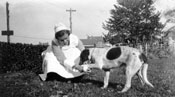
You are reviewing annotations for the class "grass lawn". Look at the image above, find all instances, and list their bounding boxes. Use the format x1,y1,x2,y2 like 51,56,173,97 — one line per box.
0,57,175,97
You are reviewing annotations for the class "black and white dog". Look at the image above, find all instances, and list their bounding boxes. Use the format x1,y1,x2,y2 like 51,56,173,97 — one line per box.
80,46,154,93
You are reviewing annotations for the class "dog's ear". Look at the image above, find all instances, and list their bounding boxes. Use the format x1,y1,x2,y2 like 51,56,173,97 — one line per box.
79,49,90,65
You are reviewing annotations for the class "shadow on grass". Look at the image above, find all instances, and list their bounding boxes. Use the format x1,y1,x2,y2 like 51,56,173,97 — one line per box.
81,78,124,89
45,72,124,90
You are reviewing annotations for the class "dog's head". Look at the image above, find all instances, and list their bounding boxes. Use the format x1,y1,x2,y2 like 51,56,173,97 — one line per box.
79,48,90,65
78,48,95,72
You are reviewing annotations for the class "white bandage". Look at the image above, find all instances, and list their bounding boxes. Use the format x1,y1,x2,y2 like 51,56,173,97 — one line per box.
82,65,91,72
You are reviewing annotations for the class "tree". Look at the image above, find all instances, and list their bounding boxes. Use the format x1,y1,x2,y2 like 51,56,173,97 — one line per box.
103,0,164,46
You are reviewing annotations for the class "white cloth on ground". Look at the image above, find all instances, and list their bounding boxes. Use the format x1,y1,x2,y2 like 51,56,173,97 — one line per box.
39,45,84,81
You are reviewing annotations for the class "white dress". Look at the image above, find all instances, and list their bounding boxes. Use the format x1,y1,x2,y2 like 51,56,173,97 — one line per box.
39,34,84,81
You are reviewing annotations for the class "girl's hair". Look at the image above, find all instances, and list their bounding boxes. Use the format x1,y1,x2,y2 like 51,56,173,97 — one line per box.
55,30,70,39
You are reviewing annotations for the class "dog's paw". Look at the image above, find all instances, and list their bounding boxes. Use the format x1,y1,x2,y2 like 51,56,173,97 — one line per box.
117,90,128,93
101,86,107,89
118,86,130,93
81,65,91,73
101,87,105,89
117,89,128,93
117,91,123,93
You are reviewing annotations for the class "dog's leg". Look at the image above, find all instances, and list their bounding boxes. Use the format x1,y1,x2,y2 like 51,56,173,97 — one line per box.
119,57,141,93
118,66,133,93
101,70,110,89
141,63,154,87
137,66,145,86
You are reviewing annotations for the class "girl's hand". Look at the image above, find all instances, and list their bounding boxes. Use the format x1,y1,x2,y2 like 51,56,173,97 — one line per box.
72,65,84,72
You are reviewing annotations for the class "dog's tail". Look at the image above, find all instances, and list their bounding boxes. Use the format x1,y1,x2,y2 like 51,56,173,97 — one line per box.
138,53,154,88
141,63,154,87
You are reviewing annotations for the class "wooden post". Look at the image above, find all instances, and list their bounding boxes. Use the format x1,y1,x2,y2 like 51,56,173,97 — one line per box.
1,2,14,43
66,8,76,33
145,43,148,56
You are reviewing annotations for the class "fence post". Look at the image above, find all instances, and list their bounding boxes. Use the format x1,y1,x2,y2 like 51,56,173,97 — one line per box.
145,43,148,56
139,44,143,53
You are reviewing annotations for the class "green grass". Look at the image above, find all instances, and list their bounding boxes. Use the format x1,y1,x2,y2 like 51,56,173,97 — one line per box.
0,57,175,97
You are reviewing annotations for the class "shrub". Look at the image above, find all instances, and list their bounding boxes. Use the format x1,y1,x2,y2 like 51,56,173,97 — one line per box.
0,42,47,74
